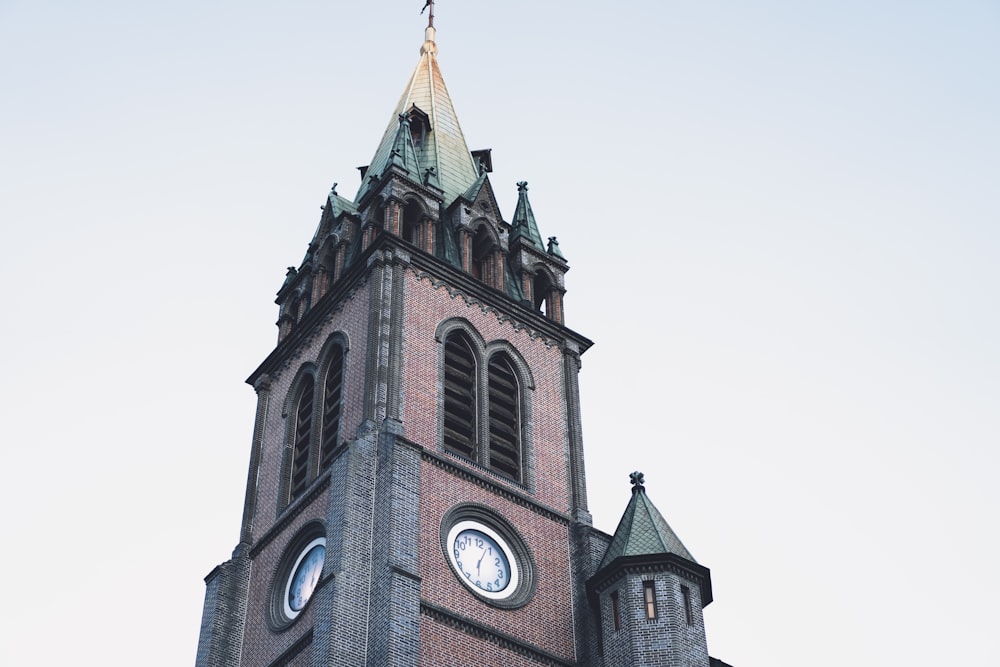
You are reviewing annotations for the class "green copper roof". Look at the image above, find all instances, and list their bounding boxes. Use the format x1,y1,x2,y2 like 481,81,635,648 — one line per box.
598,472,696,571
510,181,544,251
356,27,479,207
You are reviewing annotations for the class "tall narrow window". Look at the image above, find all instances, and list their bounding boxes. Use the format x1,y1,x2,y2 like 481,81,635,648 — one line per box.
682,585,693,625
532,270,553,315
611,590,621,632
402,201,421,246
319,345,344,470
290,376,315,501
487,353,520,479
643,581,657,620
471,226,494,285
443,332,476,459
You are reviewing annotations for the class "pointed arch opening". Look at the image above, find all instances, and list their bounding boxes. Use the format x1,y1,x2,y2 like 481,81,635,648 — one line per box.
532,270,554,315
443,331,477,460
487,352,521,480
289,375,315,502
402,200,423,246
471,224,497,286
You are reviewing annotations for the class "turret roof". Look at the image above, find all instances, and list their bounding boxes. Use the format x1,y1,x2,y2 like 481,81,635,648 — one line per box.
598,472,696,570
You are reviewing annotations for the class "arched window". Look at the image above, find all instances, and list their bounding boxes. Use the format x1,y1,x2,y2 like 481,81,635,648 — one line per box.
319,345,344,470
443,332,476,460
487,353,520,479
289,376,315,501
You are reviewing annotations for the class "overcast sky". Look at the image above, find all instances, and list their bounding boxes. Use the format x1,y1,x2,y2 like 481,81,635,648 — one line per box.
1,1,998,665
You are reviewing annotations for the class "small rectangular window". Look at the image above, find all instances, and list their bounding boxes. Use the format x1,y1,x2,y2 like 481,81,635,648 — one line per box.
643,581,657,619
682,585,693,625
611,590,621,632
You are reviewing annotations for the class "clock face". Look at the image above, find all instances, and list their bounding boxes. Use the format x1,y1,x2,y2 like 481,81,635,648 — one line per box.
446,520,519,600
283,537,325,619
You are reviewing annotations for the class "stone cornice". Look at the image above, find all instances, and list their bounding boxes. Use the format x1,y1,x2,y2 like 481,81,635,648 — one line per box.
420,447,570,526
587,553,714,607
247,234,591,385
399,235,591,352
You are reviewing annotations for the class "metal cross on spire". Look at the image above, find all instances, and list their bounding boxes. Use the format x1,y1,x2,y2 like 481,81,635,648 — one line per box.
421,0,435,28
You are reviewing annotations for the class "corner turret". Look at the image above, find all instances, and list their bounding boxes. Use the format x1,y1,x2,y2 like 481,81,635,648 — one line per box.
589,472,715,667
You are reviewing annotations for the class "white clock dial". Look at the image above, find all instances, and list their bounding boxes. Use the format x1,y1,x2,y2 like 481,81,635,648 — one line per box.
446,520,520,600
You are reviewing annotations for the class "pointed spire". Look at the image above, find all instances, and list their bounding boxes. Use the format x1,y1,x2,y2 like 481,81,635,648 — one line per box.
355,11,478,207
389,113,421,180
510,181,545,251
598,472,696,571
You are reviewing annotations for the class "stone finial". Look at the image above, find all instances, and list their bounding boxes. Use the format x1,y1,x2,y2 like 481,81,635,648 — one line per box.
517,180,529,192
330,182,338,196
630,471,645,491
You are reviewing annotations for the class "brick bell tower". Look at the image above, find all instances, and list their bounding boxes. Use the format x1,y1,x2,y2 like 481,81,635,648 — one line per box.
196,9,731,667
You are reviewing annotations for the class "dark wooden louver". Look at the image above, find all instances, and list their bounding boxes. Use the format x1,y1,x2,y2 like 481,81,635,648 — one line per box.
320,346,344,470
443,333,476,459
487,354,520,479
290,376,315,500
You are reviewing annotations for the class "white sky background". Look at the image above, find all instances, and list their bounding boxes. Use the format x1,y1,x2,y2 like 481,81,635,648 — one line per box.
1,0,997,664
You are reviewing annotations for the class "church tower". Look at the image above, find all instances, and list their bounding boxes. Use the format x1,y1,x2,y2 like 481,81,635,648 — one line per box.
196,10,731,667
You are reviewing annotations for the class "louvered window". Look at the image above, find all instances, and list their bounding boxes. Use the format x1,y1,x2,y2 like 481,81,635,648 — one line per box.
443,333,476,459
487,353,520,479
289,376,315,501
319,346,344,470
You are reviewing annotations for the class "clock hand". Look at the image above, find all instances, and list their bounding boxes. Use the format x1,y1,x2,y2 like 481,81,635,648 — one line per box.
476,548,488,575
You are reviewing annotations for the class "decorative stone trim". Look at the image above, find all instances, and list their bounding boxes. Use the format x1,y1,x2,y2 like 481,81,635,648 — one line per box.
413,269,563,349
421,448,569,526
420,602,575,667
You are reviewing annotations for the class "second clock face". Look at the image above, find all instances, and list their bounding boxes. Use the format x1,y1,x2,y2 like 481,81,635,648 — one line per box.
446,520,520,601
283,537,326,619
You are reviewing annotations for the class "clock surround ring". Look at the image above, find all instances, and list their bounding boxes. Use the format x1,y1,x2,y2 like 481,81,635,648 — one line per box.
267,521,327,631
440,504,535,609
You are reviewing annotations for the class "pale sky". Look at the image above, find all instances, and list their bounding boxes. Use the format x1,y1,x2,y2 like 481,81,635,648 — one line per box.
1,1,998,665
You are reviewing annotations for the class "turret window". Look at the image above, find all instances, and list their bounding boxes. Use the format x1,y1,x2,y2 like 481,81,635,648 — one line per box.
682,585,694,625
611,590,621,632
643,581,657,620
289,376,315,502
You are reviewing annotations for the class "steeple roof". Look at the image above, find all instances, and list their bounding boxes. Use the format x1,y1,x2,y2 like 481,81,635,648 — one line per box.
598,472,696,571
356,25,479,207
